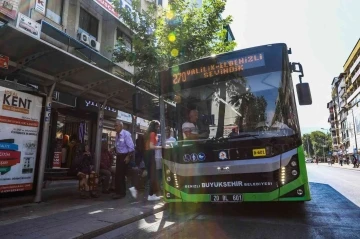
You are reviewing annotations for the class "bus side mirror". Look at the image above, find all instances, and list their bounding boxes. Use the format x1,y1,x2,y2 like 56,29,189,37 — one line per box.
296,83,312,105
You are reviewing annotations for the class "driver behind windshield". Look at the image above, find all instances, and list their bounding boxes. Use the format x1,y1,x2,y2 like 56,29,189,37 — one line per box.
182,109,199,140
182,108,209,140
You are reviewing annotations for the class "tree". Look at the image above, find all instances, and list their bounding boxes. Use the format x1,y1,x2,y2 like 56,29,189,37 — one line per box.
302,133,314,157
112,0,236,92
308,131,332,158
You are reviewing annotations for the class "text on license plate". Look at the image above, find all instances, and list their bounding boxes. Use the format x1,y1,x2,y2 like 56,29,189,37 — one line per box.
253,148,266,157
211,194,243,202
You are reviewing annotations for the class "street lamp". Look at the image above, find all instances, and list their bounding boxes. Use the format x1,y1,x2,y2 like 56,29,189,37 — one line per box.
341,107,358,159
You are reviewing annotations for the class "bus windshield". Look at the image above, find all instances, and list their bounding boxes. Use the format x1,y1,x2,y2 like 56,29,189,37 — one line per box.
163,70,300,141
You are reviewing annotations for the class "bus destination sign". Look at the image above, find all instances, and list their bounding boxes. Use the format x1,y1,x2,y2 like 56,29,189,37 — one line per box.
172,53,265,85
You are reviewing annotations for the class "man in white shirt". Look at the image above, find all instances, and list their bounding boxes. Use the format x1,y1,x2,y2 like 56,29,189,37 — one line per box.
182,109,200,140
182,109,209,140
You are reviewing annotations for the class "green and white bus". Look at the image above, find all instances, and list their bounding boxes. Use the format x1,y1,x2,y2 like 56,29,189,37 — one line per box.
158,43,312,203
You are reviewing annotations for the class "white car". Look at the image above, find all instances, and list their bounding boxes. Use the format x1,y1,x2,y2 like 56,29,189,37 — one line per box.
305,159,313,163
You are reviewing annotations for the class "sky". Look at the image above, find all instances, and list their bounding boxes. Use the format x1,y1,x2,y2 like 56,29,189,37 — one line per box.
223,0,360,135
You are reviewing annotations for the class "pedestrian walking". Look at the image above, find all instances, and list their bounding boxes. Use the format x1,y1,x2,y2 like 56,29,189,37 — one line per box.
112,120,137,199
144,120,162,201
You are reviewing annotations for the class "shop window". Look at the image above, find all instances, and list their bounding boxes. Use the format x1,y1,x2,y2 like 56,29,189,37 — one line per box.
79,8,99,39
46,0,64,24
116,29,132,52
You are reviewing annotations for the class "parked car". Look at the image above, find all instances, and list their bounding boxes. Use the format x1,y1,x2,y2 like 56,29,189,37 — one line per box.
305,158,313,163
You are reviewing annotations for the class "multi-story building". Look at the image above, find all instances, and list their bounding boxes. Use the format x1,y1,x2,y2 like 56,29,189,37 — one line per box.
327,76,342,152
329,39,360,155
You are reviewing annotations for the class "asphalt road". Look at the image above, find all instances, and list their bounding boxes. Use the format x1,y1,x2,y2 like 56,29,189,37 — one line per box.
98,163,360,239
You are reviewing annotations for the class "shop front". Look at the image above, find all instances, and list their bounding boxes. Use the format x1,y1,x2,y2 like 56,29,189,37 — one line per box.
49,98,119,171
0,23,165,201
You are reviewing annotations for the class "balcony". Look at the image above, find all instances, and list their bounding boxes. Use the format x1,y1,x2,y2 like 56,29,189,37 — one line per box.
347,84,354,94
351,67,360,84
350,55,360,74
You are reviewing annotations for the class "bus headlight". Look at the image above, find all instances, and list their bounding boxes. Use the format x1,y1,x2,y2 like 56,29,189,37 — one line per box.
167,177,171,182
166,169,171,174
166,193,171,198
291,170,298,176
296,189,303,196
290,161,297,167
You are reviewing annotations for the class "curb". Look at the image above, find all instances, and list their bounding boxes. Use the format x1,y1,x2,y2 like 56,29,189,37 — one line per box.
75,203,168,239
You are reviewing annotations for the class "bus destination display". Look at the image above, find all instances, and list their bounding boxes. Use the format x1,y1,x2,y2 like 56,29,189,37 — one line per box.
172,53,265,85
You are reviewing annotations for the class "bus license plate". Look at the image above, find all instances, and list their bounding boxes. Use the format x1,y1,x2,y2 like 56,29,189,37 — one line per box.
211,194,243,202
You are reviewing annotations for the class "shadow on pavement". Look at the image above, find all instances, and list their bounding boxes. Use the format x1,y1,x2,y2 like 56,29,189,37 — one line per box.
134,182,360,239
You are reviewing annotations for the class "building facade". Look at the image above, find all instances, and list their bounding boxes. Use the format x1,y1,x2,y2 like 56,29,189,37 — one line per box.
328,39,360,156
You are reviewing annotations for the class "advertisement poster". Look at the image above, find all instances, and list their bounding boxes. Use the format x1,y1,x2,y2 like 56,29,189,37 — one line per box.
0,86,43,193
16,13,42,39
0,0,20,19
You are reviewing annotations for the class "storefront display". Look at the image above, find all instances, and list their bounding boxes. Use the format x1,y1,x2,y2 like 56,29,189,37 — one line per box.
0,86,43,193
53,113,92,169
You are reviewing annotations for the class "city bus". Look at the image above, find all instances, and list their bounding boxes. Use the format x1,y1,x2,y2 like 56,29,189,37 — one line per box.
158,43,312,203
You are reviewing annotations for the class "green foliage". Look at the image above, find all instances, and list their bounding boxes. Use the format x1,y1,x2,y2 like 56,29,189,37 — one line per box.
302,131,332,157
112,0,236,93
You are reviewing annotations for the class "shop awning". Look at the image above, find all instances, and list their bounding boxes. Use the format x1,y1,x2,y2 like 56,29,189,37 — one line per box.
0,24,171,120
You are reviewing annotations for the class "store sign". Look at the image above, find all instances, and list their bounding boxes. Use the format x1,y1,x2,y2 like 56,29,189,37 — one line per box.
52,91,76,107
84,100,117,113
93,0,141,28
93,0,132,20
117,110,132,123
35,0,47,15
78,99,117,117
16,13,42,39
0,86,43,193
0,0,20,19
0,54,9,69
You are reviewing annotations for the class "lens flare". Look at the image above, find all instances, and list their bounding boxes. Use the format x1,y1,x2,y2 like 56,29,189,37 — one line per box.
171,49,179,57
166,10,174,20
168,32,176,42
171,65,180,74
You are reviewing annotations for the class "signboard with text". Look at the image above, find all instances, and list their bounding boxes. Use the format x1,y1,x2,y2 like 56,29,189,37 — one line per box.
93,0,134,24
35,0,47,15
16,13,42,39
77,99,117,118
117,110,132,123
0,86,43,193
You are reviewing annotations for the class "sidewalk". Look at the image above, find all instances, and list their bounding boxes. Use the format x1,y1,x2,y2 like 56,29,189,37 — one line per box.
316,162,360,171
0,182,166,239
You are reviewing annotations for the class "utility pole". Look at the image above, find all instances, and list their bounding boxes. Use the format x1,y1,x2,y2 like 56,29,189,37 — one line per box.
307,137,311,158
350,108,358,158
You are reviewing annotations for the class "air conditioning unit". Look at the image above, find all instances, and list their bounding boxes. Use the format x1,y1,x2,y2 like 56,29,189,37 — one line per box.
89,37,100,51
78,31,90,45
